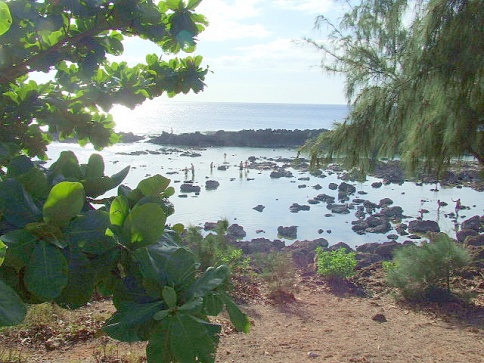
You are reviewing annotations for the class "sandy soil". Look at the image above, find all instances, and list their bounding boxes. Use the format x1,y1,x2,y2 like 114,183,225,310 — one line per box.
216,276,484,363
4,270,483,363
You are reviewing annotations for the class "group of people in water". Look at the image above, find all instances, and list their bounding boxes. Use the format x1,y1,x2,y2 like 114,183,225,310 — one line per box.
182,153,250,181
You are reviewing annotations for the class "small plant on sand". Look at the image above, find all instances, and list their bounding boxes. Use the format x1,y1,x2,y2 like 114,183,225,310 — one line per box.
181,220,250,273
93,337,146,363
0,347,25,363
254,251,297,298
385,233,472,300
315,247,357,280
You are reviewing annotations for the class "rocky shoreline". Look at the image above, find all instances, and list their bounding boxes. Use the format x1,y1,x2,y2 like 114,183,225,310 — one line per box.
110,136,483,261
202,214,484,274
147,128,328,148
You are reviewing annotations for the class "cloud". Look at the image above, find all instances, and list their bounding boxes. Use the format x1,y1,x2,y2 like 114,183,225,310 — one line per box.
206,38,322,73
270,0,336,13
197,0,271,41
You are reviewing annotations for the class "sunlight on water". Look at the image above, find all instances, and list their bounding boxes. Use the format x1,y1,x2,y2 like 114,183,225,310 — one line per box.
111,100,348,135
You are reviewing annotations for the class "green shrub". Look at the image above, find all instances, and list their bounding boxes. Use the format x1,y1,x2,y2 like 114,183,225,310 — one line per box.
315,247,357,280
254,252,296,294
382,260,397,273
385,233,472,300
181,221,250,273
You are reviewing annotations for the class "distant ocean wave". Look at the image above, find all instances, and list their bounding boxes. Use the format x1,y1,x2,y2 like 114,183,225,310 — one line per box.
111,100,349,136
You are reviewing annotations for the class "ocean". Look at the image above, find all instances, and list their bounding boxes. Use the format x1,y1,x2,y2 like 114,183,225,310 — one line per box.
47,101,482,248
111,100,349,135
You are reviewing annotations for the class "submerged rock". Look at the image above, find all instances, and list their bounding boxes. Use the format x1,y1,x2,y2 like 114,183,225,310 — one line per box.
408,219,440,234
205,180,220,190
253,204,265,212
278,225,298,239
227,224,246,239
290,203,310,213
180,183,201,193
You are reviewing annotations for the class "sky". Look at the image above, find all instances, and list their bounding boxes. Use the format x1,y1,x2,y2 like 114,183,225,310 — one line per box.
120,0,348,105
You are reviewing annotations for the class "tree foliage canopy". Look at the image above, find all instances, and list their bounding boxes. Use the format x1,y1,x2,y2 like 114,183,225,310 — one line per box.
302,0,483,173
0,0,208,164
0,2,250,362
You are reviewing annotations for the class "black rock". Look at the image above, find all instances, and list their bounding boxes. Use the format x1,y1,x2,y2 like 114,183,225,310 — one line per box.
277,225,298,239
205,180,220,190
253,204,265,212
408,220,440,234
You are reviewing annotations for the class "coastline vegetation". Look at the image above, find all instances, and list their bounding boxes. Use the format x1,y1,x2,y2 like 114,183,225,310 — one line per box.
0,0,482,362
301,0,483,175
0,1,249,362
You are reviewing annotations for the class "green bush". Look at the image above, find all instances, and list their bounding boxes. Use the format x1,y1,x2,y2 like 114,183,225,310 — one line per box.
254,252,296,294
385,233,472,300
181,221,250,273
315,247,357,280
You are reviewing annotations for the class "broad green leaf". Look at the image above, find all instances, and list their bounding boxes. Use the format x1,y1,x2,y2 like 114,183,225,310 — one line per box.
0,279,26,327
146,53,158,66
133,247,168,298
146,320,174,362
110,196,129,227
55,247,95,309
0,239,5,266
178,296,203,314
25,222,67,249
172,223,184,234
135,243,197,289
6,156,34,178
164,0,181,11
103,300,164,342
0,179,42,227
43,182,85,227
162,286,177,308
152,309,170,321
82,176,114,198
24,241,68,300
0,1,12,36
187,0,203,10
163,186,175,198
16,168,50,199
147,314,221,363
123,203,166,246
111,166,130,188
85,153,105,178
90,249,121,296
48,151,82,181
67,210,115,255
42,30,64,46
137,175,171,196
0,230,37,271
187,265,229,298
222,293,250,333
203,293,224,316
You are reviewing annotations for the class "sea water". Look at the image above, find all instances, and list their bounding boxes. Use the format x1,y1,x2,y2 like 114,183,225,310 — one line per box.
45,101,483,248
111,100,349,135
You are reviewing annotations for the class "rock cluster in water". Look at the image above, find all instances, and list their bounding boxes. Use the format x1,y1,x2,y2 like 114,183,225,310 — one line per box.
204,214,484,273
149,129,328,148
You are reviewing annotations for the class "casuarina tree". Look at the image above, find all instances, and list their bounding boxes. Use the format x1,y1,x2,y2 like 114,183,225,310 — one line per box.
301,0,483,174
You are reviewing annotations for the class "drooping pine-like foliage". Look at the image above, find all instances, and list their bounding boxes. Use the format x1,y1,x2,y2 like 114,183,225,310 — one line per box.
302,0,483,173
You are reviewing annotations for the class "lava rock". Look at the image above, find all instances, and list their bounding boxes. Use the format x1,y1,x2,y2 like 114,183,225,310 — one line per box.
205,180,220,190
277,225,298,239
180,183,201,193
408,219,440,234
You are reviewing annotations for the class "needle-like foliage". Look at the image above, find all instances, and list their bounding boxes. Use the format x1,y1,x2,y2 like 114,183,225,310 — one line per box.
302,0,483,174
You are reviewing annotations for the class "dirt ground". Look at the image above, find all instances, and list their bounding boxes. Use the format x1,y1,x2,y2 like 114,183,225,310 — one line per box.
216,275,484,363
2,268,483,363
